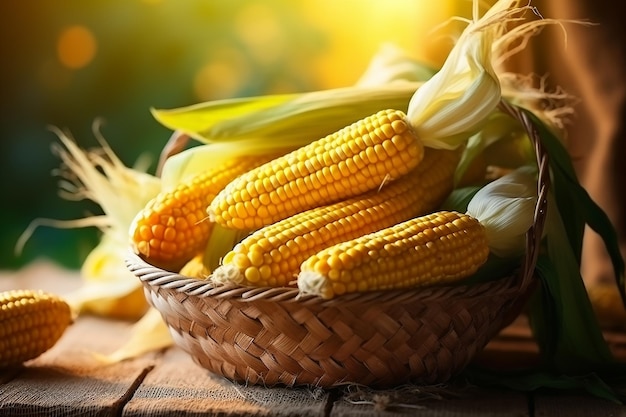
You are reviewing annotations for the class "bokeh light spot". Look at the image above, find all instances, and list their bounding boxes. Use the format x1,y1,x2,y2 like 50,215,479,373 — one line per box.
234,3,285,66
193,46,249,101
57,25,97,69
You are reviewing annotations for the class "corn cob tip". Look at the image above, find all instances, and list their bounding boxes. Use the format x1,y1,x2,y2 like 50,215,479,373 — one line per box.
297,271,333,300
210,264,245,286
130,154,279,271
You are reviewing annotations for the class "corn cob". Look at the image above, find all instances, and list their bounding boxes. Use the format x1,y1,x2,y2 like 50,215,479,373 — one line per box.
129,154,276,271
208,109,425,230
211,148,461,287
179,252,211,279
298,211,489,299
0,290,73,368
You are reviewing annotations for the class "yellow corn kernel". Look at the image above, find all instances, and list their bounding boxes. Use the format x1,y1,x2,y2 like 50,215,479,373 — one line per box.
0,289,73,368
298,211,489,299
211,148,461,287
179,252,211,279
129,155,275,271
208,109,425,230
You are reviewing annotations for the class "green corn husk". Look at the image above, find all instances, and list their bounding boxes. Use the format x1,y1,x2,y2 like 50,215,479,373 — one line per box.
152,83,421,146
155,44,434,190
152,41,435,148
463,105,626,403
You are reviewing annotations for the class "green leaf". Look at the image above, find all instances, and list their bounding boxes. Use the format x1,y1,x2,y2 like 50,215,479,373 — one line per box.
467,104,626,402
527,256,561,360
523,109,625,303
528,192,617,374
527,114,585,263
151,94,297,140
454,111,529,186
152,84,420,147
203,223,249,272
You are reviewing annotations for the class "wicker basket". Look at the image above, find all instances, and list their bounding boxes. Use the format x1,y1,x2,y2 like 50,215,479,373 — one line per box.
126,100,549,388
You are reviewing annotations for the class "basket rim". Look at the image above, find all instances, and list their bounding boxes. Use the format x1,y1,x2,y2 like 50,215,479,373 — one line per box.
126,251,524,305
126,99,549,305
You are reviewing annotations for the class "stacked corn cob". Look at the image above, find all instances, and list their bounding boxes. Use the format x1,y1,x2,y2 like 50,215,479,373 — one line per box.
129,110,538,299
210,146,463,289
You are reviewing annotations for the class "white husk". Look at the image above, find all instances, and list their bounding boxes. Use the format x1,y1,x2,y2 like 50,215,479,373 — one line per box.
466,167,538,257
18,126,161,320
93,307,173,363
405,0,515,149
355,43,434,87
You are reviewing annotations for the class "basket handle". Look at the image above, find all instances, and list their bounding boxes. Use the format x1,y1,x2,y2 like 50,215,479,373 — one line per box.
498,99,550,292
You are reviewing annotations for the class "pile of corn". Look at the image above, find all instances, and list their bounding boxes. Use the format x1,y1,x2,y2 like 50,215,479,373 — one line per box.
127,0,542,300
129,115,537,300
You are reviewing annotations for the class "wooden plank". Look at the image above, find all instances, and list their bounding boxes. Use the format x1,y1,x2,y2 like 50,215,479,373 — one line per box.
331,386,530,416
0,315,159,417
3,263,626,416
122,345,331,417
534,393,626,417
605,329,626,362
472,315,542,372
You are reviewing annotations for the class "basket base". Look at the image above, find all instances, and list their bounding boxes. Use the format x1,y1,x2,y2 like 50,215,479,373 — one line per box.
142,274,527,388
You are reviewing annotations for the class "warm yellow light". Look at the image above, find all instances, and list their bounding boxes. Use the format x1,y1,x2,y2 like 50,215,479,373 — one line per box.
193,47,250,101
234,3,285,66
57,25,97,70
300,0,472,88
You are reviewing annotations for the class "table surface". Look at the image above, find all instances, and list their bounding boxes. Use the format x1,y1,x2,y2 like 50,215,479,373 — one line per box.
2,260,626,417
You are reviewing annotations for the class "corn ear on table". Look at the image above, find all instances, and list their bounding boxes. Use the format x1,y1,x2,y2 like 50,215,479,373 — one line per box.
1,261,626,416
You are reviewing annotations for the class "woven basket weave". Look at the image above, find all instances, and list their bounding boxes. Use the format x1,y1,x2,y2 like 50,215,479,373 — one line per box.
126,100,549,388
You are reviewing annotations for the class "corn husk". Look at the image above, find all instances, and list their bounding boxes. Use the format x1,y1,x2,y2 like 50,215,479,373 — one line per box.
405,0,504,149
355,43,436,87
466,166,538,258
94,307,173,363
17,127,160,320
64,234,149,321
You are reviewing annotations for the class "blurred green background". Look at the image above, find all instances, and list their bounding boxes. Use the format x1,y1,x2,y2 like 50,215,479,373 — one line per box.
0,0,463,270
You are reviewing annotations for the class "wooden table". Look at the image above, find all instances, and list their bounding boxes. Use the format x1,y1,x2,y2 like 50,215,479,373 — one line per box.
2,260,626,416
